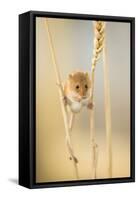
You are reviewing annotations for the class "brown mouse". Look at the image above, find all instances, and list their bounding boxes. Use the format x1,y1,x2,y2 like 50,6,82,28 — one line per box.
63,71,93,112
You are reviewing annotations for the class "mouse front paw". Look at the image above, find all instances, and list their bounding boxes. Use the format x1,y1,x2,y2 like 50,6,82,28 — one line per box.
87,101,94,110
63,96,68,106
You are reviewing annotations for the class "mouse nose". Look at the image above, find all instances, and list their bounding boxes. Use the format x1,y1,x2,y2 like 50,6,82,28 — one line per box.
79,88,85,97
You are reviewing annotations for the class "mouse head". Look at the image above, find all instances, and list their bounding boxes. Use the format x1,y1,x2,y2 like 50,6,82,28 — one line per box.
68,71,91,101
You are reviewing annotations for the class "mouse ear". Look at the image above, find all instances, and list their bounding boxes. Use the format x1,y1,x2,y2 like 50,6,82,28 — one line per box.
85,72,91,86
85,72,89,78
68,74,73,79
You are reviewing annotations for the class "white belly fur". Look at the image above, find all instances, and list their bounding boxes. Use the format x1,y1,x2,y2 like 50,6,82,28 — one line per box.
70,102,82,113
68,98,89,113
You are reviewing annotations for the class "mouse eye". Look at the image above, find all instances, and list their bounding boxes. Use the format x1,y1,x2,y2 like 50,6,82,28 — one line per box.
76,85,79,90
85,84,88,89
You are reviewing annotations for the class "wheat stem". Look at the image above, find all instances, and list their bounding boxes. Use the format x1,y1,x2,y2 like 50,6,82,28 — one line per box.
45,19,79,179
103,35,112,178
90,21,105,178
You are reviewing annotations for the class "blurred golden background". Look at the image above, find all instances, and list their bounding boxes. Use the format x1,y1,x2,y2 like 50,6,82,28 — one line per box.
36,17,130,182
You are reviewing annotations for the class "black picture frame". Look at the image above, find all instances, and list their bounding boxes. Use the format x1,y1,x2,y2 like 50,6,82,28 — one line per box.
19,11,135,189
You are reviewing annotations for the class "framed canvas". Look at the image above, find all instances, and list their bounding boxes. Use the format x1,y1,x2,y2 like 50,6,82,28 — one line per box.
19,11,135,189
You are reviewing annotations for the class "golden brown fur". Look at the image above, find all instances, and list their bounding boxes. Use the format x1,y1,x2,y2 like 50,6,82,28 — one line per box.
64,71,91,102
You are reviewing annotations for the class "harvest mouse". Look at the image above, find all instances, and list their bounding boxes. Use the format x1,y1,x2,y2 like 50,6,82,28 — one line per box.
63,71,93,113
